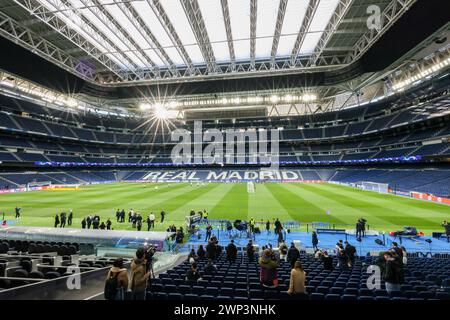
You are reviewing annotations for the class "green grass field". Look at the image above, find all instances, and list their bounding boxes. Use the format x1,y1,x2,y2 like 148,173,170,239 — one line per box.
0,182,449,234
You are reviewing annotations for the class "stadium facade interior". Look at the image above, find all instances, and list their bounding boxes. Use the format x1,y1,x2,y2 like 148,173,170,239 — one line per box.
0,0,449,302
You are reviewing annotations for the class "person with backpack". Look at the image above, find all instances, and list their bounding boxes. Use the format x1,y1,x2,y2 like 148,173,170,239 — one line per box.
104,258,128,300
130,248,151,300
287,242,300,268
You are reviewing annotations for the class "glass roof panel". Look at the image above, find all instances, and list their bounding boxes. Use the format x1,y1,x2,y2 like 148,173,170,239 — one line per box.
277,0,308,56
228,0,251,60
300,0,340,54
255,0,279,59
131,1,185,66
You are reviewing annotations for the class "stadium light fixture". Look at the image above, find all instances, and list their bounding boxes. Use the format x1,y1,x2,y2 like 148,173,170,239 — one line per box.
153,103,169,119
66,98,78,108
139,103,152,111
270,95,279,103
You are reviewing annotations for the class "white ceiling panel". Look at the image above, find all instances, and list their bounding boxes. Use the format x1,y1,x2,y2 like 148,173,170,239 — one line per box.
160,0,197,45
255,0,279,58
184,44,205,64
131,1,185,66
198,0,230,62
228,0,251,60
277,0,309,56
300,0,340,54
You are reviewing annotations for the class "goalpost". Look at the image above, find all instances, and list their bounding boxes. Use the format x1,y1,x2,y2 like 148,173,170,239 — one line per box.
247,182,255,193
357,181,389,193
26,181,52,191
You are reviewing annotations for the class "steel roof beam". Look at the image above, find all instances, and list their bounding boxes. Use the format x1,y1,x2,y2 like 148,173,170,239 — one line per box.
290,0,320,66
270,0,288,67
250,0,257,69
180,0,216,72
220,0,235,70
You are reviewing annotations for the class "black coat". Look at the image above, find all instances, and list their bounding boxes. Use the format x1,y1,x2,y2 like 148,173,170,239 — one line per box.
287,246,300,263
206,243,217,260
226,244,237,261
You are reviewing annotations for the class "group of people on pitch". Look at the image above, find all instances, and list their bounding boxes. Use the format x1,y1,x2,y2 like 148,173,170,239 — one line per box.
53,210,73,228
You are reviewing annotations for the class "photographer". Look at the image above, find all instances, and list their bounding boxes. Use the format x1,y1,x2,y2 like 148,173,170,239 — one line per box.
130,247,151,300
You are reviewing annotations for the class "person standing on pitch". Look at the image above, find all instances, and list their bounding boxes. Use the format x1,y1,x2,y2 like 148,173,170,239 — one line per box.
106,218,112,230
149,212,155,229
15,206,21,219
60,212,66,228
54,213,60,228
160,210,165,223
68,210,73,226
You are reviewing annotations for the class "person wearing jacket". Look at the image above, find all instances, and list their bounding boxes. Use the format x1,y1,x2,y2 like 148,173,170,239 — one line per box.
197,245,206,259
259,249,279,288
206,239,217,261
130,248,151,300
383,251,404,293
106,258,129,300
312,231,319,251
226,240,238,263
287,243,300,268
287,261,306,295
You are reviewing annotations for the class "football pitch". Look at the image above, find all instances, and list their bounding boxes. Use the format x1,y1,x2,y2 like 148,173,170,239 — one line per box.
0,182,449,234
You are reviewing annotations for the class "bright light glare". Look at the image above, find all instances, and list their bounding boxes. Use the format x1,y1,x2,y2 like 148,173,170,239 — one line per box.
154,103,169,119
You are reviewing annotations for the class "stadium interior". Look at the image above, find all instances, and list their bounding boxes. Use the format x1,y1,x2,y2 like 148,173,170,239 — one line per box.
0,0,449,303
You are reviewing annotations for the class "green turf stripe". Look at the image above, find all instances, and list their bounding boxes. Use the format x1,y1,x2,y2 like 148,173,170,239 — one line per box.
248,183,290,222
292,183,395,229
210,183,249,220
308,183,443,230
265,183,345,224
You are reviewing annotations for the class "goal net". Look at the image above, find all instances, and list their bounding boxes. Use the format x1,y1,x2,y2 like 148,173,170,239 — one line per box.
26,181,52,191
357,181,389,193
247,182,255,193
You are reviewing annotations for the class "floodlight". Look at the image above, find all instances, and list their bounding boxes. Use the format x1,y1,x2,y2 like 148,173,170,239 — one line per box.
153,103,168,119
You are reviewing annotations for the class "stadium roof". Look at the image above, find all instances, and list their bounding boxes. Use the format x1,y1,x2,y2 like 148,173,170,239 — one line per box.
0,0,417,85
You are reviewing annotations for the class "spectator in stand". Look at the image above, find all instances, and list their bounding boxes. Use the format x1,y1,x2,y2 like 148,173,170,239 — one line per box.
203,259,218,275
344,241,356,267
336,248,347,269
312,231,319,251
105,258,128,300
130,247,151,300
81,217,86,229
187,249,198,264
383,251,404,294
287,242,300,268
279,240,288,262
197,245,206,259
246,240,255,262
321,251,333,270
226,239,238,263
259,249,279,288
206,238,217,261
68,210,73,226
99,222,106,230
186,262,202,282
390,242,403,259
106,218,112,230
287,261,306,295
54,214,60,228
401,246,407,265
